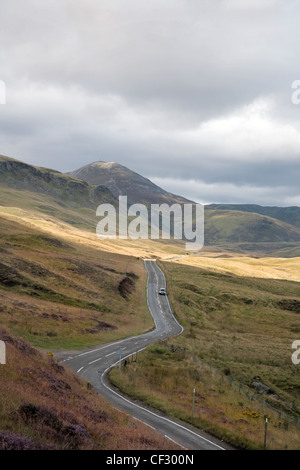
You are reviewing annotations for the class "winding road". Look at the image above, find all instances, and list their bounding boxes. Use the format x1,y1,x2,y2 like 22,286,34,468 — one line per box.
59,260,229,450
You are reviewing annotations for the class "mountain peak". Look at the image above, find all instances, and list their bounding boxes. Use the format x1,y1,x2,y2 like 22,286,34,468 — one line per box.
67,161,193,206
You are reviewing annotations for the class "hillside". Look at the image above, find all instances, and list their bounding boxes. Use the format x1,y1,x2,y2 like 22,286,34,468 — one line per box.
0,327,179,450
204,207,300,256
67,161,192,206
0,155,116,211
207,204,300,230
0,216,154,350
204,209,300,244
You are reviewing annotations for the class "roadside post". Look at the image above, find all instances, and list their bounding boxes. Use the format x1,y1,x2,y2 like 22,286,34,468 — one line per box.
118,348,123,372
192,388,195,418
264,416,268,450
0,340,5,364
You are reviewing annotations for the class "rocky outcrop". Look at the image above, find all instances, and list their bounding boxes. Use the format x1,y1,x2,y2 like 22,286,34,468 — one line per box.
251,381,278,399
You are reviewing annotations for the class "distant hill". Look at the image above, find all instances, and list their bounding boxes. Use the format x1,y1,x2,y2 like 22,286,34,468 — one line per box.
207,204,300,230
67,161,193,206
204,209,300,245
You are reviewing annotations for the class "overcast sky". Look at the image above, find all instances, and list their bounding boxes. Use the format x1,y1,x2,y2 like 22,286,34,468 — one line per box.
1,0,300,206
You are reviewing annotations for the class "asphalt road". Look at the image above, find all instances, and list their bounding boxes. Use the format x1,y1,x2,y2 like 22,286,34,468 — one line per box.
59,260,230,450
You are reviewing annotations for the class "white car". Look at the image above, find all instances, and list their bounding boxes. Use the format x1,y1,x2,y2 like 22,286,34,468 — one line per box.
159,287,166,295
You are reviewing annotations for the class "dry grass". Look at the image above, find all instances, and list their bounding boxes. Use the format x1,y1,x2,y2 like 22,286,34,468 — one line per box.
169,252,300,282
0,205,186,259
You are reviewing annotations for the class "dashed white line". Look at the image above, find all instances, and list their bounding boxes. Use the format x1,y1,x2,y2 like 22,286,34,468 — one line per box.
88,356,103,365
105,352,115,357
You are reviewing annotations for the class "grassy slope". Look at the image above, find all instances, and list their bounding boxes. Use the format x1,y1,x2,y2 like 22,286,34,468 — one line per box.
203,208,300,257
204,209,300,244
0,182,189,260
161,261,300,401
170,252,300,283
207,204,300,229
0,216,155,350
0,155,116,209
109,260,300,450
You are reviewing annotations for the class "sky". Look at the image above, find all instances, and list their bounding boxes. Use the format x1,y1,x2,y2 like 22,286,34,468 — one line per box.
0,0,300,206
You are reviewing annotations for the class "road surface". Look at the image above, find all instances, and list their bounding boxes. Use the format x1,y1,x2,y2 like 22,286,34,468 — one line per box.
59,260,230,450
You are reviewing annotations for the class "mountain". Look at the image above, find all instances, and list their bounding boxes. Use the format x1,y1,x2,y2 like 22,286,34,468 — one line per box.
1,154,300,255
67,161,193,206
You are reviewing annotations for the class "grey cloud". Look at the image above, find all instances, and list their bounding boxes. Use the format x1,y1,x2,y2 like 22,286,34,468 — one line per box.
0,0,300,206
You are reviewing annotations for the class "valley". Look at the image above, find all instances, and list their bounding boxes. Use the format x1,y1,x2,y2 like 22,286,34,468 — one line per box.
0,154,299,450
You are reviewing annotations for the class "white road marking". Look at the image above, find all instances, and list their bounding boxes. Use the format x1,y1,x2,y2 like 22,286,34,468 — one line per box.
88,356,103,365
105,352,115,357
164,434,187,449
133,417,157,431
